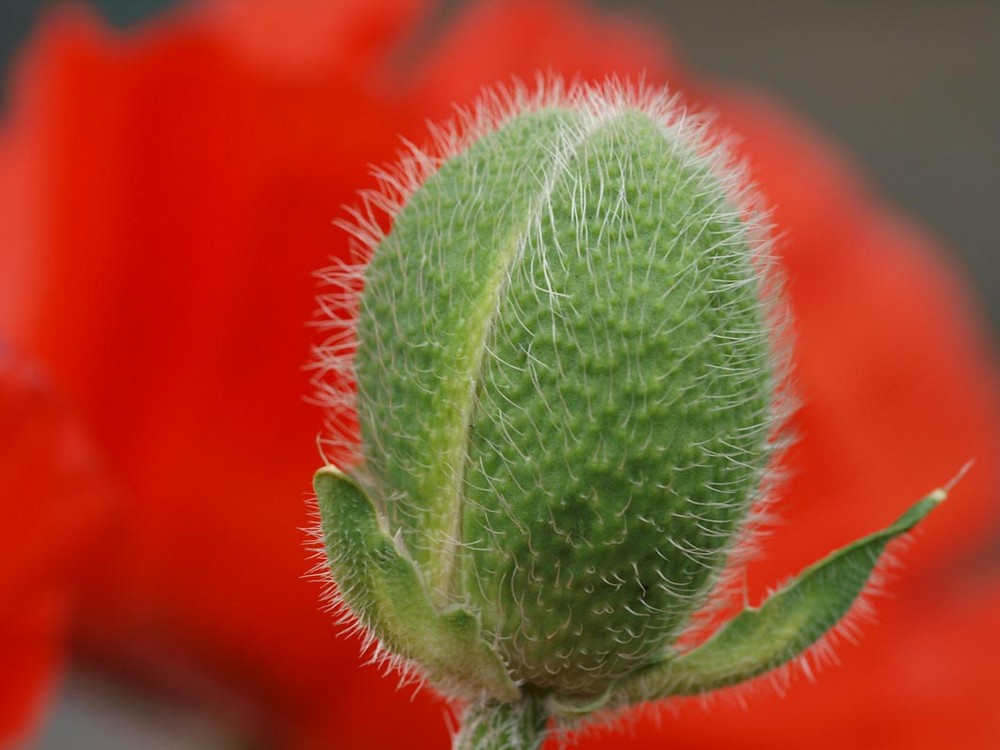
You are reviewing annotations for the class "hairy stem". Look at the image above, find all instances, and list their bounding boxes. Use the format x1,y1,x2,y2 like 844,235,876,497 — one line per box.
453,695,549,750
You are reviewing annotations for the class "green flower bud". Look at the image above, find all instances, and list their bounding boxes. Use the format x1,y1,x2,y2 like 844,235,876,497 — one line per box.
311,81,943,747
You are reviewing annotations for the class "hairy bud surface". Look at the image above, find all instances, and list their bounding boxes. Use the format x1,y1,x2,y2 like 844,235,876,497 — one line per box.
311,81,942,746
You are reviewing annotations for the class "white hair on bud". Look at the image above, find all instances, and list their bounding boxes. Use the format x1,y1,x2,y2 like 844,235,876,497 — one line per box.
308,75,796,697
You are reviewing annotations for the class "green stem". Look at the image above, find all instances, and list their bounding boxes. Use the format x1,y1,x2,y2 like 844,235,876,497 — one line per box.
453,695,549,750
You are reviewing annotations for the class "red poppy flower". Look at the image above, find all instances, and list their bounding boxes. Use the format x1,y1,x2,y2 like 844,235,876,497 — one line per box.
1,0,997,748
0,345,109,747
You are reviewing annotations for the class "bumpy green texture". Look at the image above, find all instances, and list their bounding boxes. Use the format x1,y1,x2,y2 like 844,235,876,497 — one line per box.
315,90,942,747
354,106,770,692
354,109,581,601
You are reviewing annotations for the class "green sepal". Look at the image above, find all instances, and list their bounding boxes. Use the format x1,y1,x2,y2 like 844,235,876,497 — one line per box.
314,467,520,702
551,489,944,716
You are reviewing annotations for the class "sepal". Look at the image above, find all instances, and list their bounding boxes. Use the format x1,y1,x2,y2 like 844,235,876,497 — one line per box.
550,489,944,716
315,467,519,701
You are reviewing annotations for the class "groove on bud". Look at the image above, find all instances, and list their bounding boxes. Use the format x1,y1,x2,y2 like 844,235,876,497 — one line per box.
311,80,942,743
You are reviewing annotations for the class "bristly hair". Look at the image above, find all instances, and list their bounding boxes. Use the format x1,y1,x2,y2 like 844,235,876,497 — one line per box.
306,75,796,694
309,71,794,474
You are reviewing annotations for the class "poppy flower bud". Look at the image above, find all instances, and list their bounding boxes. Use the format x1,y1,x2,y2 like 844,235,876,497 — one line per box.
312,81,943,748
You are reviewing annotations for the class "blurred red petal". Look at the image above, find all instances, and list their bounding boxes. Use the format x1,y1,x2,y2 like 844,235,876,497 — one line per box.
202,0,433,77
407,0,676,114
1,3,397,731
0,345,110,745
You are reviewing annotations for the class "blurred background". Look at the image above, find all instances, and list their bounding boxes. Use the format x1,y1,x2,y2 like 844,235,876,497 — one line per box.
3,0,998,336
1,1,997,748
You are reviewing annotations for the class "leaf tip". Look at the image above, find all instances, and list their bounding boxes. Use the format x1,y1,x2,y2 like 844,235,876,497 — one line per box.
941,458,975,495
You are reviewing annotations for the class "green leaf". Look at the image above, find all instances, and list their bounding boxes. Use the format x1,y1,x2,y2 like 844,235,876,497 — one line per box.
551,489,944,715
314,467,520,702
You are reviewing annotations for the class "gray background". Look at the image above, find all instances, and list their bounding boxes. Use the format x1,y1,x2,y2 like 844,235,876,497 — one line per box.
2,0,997,747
